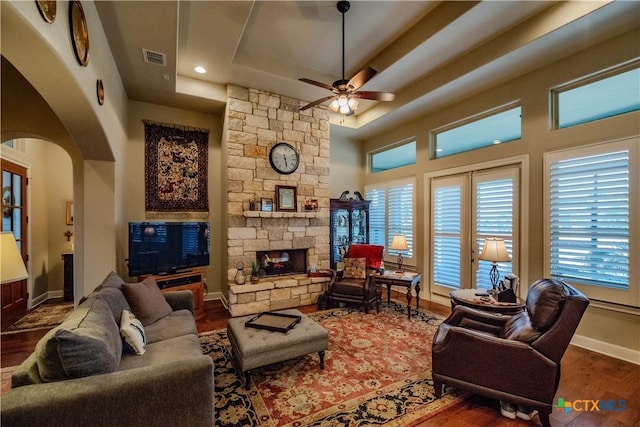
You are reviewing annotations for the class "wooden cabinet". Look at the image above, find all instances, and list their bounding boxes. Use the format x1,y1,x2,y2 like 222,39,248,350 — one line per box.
139,269,205,317
330,193,370,269
62,253,74,302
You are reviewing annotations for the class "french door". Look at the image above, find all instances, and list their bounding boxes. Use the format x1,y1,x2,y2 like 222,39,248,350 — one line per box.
1,159,29,329
430,166,519,297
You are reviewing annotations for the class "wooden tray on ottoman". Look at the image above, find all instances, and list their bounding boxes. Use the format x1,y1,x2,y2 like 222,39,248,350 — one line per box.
245,312,301,333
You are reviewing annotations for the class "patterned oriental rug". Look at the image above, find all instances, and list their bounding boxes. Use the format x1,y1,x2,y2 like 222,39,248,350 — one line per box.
204,301,464,426
2,302,74,334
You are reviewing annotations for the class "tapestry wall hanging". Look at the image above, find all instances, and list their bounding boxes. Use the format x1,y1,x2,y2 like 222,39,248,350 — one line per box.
144,120,209,213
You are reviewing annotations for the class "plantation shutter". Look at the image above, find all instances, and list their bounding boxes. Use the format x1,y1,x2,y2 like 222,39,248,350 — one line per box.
388,183,414,257
432,180,462,289
549,150,630,289
367,188,386,247
474,178,514,290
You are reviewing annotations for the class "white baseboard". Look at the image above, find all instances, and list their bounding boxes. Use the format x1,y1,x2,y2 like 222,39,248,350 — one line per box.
204,291,227,308
30,290,64,308
571,334,640,365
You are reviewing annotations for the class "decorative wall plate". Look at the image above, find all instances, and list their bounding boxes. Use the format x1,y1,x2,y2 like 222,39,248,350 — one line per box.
96,79,104,105
36,0,57,23
69,1,89,66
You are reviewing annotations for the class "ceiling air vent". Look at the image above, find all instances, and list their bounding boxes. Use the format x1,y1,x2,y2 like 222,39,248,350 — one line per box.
142,49,166,66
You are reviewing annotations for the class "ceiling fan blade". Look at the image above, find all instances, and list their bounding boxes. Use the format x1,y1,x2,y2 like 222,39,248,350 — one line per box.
299,95,337,111
352,91,396,101
299,78,334,91
347,67,377,91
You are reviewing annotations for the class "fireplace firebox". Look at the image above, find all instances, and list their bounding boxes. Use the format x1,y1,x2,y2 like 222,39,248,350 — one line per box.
256,249,308,277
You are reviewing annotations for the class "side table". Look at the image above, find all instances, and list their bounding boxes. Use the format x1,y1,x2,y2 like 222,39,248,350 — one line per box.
373,272,421,319
450,289,525,315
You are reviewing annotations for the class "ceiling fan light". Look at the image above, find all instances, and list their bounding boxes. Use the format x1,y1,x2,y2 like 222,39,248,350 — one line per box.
339,104,351,115
329,99,340,112
347,97,359,109
337,95,349,107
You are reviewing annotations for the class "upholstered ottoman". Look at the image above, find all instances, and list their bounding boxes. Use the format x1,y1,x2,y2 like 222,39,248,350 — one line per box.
227,309,329,389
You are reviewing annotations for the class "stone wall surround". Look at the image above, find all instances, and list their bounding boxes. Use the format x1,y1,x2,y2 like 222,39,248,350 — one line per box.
225,85,331,316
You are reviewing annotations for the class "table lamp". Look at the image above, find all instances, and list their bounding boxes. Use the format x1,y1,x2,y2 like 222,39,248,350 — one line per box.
478,237,510,291
390,234,409,273
1,232,28,284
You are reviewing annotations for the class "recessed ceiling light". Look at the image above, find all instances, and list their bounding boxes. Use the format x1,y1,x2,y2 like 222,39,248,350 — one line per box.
194,66,206,74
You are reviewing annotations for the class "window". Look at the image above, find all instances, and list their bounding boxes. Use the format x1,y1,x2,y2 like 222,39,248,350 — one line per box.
366,179,415,265
370,141,416,173
552,64,640,129
433,105,521,159
430,166,519,294
544,137,639,307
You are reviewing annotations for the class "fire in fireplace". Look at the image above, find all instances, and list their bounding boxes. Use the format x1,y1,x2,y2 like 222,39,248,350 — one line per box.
256,249,308,277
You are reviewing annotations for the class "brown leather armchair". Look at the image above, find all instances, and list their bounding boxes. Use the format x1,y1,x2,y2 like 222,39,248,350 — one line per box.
432,278,589,427
327,244,384,313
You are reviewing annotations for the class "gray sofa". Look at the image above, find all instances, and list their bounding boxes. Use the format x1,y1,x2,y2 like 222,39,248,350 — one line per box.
1,272,214,427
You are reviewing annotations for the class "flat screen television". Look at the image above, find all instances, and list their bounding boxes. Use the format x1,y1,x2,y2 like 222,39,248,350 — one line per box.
127,221,210,277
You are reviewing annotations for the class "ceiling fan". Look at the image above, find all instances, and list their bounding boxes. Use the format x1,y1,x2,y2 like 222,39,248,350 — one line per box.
298,1,395,116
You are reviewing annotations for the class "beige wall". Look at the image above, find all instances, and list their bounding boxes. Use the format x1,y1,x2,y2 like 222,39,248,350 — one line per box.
117,101,224,297
1,139,73,305
361,28,640,360
329,130,362,198
2,0,128,302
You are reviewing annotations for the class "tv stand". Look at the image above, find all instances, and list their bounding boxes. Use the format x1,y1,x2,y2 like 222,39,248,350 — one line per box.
138,268,205,317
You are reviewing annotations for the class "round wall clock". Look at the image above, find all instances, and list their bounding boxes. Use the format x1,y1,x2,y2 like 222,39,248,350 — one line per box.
69,1,89,67
96,79,104,105
36,0,57,23
269,142,300,175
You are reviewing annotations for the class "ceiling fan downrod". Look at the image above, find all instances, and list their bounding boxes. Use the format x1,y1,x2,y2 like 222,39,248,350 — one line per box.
337,1,350,86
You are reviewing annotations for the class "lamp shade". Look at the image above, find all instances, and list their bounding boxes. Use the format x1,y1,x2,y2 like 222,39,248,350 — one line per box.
390,235,409,251
1,232,28,284
478,237,511,262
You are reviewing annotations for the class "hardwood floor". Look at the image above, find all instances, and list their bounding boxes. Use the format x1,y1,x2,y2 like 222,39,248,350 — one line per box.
2,294,638,426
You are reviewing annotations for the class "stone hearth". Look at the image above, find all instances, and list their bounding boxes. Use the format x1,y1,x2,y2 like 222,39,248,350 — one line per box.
228,274,331,317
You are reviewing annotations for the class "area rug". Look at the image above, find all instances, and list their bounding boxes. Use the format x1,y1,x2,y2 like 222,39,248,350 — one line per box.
203,301,464,426
2,302,73,334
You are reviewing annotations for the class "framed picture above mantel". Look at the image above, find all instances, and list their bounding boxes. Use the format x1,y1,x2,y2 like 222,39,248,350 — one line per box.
276,185,297,211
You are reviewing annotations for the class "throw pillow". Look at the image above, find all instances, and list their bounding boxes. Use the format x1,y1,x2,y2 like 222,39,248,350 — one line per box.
120,310,147,355
122,277,173,326
343,257,366,279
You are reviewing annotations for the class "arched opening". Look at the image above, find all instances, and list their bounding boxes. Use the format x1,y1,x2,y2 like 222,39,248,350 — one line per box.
1,137,74,319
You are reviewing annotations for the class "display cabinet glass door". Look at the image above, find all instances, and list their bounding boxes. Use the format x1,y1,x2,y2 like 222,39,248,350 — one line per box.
330,198,370,269
351,209,367,244
332,209,350,267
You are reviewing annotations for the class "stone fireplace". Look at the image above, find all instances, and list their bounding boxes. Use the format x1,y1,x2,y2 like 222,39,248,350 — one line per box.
224,85,331,316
